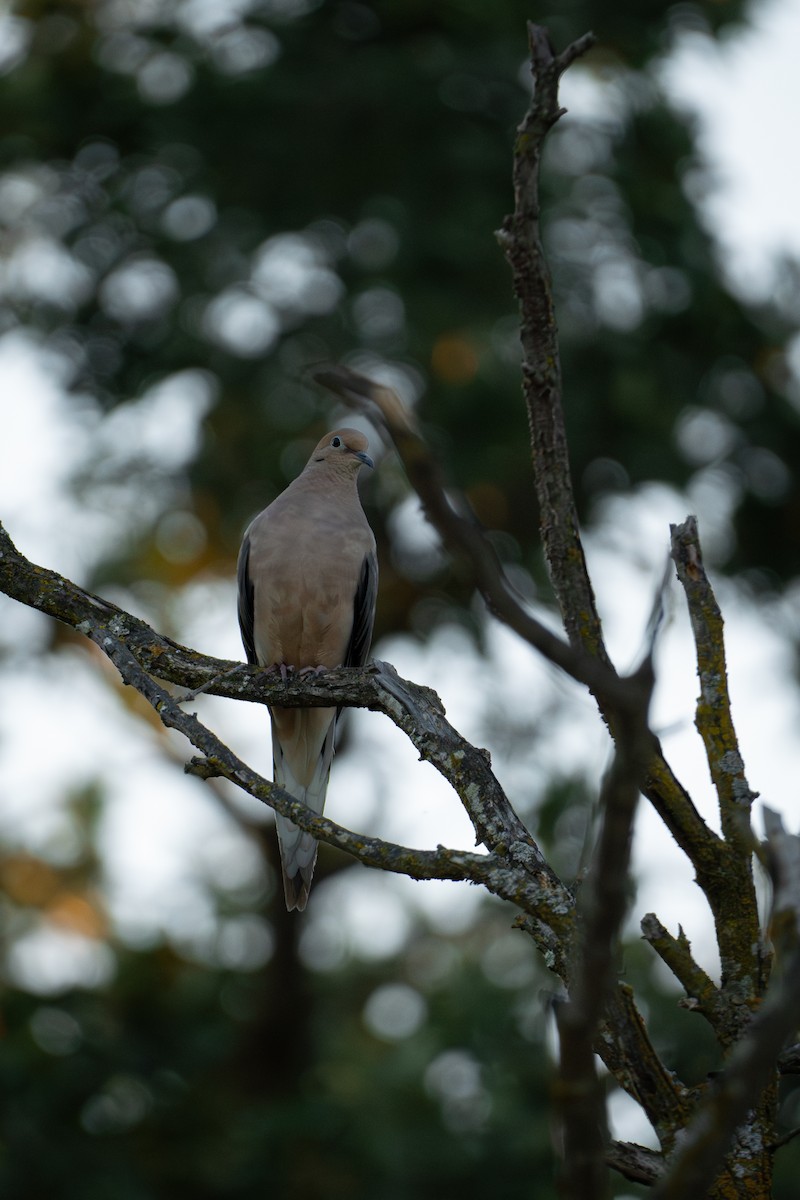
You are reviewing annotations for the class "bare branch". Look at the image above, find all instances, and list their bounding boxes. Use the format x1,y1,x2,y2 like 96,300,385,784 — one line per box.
779,1044,800,1074
75,580,559,908
500,27,728,943
653,810,800,1199
670,516,770,1004
768,1124,800,1152
0,524,537,857
503,39,730,913
606,1139,663,1186
315,363,625,704
640,913,724,1031
498,22,607,667
599,983,692,1147
555,661,655,1199
0,519,581,946
670,517,758,847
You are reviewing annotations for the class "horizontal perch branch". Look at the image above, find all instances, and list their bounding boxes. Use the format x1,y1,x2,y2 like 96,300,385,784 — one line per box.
1,516,684,1137
0,519,574,942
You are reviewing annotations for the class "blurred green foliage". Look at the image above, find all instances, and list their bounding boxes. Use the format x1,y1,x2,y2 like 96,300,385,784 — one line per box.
3,0,800,1194
3,0,800,623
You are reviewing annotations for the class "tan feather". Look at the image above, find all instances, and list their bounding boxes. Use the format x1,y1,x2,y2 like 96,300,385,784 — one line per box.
237,428,378,910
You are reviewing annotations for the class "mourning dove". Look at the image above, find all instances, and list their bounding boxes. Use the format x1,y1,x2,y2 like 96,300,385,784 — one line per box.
237,429,378,910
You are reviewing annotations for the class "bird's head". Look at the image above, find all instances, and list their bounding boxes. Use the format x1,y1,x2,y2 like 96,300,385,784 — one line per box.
308,428,374,474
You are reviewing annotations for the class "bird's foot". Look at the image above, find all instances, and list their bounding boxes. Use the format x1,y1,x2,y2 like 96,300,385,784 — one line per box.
263,662,295,682
297,664,329,677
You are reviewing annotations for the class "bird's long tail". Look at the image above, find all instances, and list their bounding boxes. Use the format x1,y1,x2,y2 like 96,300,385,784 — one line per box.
271,707,337,911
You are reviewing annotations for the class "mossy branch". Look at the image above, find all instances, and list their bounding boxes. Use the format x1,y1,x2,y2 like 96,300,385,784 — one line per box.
670,517,758,848
670,517,770,1003
641,913,726,1033
653,811,800,1200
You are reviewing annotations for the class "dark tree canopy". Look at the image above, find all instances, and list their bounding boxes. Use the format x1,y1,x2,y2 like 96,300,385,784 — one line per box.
3,0,799,631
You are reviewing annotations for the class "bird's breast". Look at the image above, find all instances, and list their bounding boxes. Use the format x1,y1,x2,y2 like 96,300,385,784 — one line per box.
249,498,371,670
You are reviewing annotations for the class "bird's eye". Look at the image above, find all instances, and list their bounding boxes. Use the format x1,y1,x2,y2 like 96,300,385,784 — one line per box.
331,436,342,448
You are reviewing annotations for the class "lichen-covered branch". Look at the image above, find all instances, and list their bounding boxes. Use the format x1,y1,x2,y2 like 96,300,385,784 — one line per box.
0,521,551,873
599,983,692,1148
640,913,726,1034
670,517,758,850
653,811,800,1199
670,517,770,1005
0,520,586,944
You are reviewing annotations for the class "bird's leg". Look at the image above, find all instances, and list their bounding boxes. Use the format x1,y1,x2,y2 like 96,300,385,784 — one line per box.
258,662,295,680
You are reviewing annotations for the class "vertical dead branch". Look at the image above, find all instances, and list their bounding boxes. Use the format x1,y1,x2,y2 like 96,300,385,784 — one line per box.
555,664,655,1199
496,29,728,966
498,26,680,1196
497,23,607,666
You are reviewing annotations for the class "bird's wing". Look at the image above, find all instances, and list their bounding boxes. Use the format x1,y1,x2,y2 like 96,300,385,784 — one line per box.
236,528,257,666
344,547,379,670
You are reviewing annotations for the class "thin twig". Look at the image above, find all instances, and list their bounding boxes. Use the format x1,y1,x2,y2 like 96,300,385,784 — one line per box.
178,664,247,703
768,1124,800,1153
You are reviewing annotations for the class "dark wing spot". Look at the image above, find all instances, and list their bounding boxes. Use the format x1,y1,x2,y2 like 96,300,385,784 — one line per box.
344,550,378,670
236,533,257,664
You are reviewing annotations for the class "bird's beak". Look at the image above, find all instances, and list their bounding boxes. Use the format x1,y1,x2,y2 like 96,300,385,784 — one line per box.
353,450,374,469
